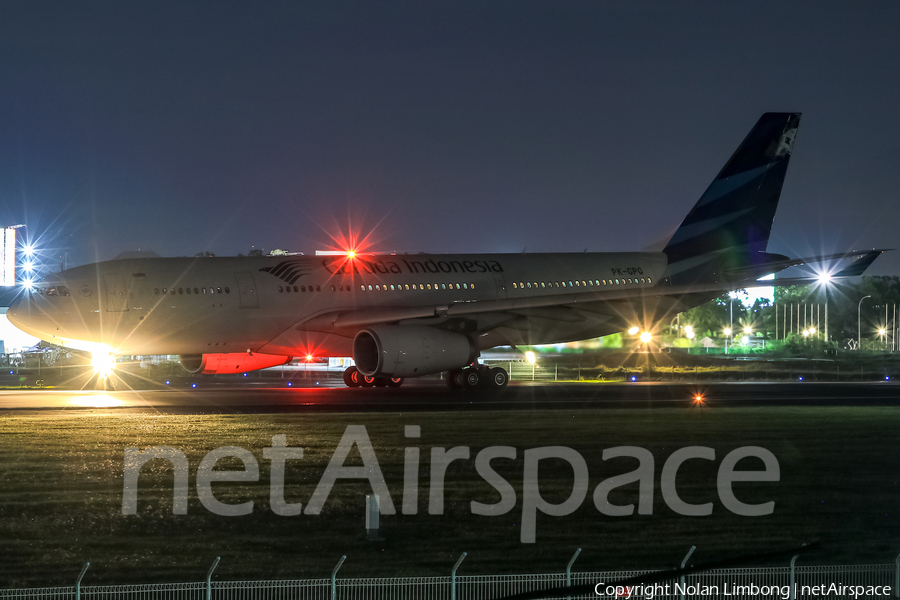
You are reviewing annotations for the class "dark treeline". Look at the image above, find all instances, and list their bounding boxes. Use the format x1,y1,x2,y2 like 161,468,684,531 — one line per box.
679,276,900,349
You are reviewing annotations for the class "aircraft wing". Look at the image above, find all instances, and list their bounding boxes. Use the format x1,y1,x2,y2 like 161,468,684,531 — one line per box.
297,267,880,333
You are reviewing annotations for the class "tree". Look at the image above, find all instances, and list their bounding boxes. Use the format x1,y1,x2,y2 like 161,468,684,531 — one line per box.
680,293,747,339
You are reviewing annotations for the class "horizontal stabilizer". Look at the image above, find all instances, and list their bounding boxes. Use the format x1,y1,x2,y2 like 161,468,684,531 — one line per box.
724,248,888,279
832,250,885,277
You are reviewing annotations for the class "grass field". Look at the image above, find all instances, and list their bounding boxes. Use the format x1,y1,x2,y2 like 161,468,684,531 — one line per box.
1,406,899,588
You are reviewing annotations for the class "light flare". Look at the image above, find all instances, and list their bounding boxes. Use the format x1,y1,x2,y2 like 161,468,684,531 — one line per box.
91,347,116,379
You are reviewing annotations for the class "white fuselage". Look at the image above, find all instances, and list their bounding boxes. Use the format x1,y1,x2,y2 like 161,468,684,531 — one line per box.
8,252,668,358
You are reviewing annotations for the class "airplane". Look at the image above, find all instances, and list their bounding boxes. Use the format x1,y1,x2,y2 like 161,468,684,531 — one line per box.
6,112,885,390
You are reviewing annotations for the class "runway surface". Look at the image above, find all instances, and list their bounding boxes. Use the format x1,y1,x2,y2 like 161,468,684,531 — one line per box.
3,381,900,413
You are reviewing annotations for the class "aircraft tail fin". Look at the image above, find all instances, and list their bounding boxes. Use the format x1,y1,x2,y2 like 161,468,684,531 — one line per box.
662,113,801,285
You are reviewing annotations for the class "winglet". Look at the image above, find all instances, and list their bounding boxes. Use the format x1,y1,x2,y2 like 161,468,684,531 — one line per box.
833,250,886,277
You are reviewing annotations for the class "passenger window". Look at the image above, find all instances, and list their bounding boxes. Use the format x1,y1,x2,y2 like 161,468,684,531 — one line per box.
541,282,545,288
178,288,183,294
301,285,307,292
286,286,291,293
155,288,160,295
404,284,409,290
186,288,192,295
427,284,432,290
316,286,320,292
526,282,531,288
224,287,230,293
470,283,475,289
561,282,566,287
368,285,373,290
216,287,222,294
171,289,176,295
441,283,446,290
279,286,283,292
513,282,517,289
202,288,206,294
647,278,652,284
194,287,199,294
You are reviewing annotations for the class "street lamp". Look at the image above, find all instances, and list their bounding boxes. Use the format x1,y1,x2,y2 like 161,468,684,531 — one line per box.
858,295,872,351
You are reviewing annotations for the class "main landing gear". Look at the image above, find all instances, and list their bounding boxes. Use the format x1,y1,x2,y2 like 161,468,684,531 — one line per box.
447,364,509,391
343,366,403,388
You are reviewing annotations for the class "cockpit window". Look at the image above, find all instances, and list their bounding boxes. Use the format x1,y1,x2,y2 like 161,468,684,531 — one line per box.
34,285,70,297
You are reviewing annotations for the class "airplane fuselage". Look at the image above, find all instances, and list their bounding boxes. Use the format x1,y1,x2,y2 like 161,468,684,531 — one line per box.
9,251,668,357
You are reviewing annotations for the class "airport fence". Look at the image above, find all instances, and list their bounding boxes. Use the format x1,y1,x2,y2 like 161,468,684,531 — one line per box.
2,558,898,600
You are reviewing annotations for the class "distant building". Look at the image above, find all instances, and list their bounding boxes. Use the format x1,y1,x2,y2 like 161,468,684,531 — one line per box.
699,336,719,348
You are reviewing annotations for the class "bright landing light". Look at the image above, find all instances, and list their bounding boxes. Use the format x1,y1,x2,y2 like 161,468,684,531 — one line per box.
91,350,116,379
627,327,640,335
525,351,536,364
640,331,652,343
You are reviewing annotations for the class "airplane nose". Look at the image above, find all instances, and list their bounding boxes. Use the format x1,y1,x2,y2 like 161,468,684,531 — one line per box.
6,292,26,328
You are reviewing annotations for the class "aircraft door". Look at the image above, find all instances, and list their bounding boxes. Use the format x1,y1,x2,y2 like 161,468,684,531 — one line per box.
234,272,259,308
103,274,129,312
492,272,508,300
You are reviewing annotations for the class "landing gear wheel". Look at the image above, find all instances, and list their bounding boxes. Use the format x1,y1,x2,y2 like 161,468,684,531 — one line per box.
464,369,481,388
387,377,404,387
362,374,377,387
488,367,509,389
449,369,467,389
343,366,361,387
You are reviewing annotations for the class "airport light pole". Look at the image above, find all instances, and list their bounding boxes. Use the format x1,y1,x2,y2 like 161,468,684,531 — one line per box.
858,295,871,351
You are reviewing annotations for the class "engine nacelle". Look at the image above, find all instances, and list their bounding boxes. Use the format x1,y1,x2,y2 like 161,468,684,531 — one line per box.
353,325,477,378
179,353,292,375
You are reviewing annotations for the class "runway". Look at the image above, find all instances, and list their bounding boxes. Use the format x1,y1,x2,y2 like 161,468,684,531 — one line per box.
3,381,900,413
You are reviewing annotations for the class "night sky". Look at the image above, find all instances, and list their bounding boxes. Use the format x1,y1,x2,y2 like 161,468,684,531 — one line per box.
2,2,899,275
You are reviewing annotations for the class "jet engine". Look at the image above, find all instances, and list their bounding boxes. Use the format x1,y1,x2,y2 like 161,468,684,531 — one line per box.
353,325,477,378
179,353,292,375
